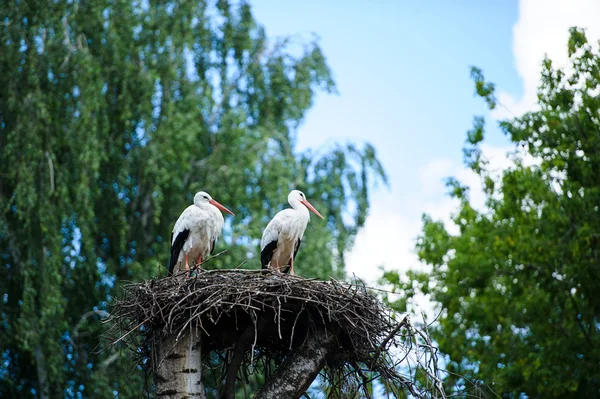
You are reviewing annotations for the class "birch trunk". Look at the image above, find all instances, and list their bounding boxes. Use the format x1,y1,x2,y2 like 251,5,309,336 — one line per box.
155,328,206,399
255,331,335,399
34,344,50,399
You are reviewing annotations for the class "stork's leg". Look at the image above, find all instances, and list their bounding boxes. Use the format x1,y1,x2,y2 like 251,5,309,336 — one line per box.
196,255,203,272
273,259,280,273
289,256,295,275
185,253,190,278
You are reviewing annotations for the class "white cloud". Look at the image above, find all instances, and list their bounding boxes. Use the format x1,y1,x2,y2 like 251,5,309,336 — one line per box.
346,0,600,317
493,0,600,119
417,159,455,198
345,191,421,284
346,144,517,285
345,145,520,322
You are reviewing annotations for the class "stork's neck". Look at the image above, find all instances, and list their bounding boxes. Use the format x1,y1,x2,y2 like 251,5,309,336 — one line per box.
289,199,310,219
196,202,215,214
195,202,209,210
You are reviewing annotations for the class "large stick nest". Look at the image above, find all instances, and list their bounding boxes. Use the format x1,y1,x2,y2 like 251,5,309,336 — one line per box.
108,269,448,398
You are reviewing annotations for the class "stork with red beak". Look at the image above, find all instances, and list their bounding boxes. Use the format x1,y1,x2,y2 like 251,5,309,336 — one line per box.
169,191,235,276
260,190,324,275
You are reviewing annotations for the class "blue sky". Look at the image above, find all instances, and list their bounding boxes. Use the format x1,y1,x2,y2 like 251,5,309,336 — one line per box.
252,1,519,180
251,0,600,284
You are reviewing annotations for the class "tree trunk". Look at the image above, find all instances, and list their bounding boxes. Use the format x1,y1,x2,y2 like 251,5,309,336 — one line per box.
255,331,335,399
220,321,266,399
155,328,206,399
34,344,50,399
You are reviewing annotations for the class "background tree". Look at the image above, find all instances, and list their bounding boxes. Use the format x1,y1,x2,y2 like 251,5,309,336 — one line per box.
382,28,600,398
0,1,386,397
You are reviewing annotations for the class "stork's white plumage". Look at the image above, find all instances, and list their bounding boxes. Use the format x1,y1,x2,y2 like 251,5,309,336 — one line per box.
260,190,324,275
169,191,234,276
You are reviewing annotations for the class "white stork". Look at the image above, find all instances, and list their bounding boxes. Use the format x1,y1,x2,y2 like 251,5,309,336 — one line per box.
260,190,324,275
169,191,235,276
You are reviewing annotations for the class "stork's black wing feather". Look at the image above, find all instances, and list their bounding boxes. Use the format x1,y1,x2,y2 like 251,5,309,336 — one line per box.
293,239,302,260
261,240,278,269
210,238,216,255
169,229,190,275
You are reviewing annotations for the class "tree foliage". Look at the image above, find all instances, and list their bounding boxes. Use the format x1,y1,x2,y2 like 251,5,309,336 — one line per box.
382,28,600,398
0,1,386,397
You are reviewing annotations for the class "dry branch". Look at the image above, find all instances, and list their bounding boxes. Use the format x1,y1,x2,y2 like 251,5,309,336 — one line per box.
107,269,448,398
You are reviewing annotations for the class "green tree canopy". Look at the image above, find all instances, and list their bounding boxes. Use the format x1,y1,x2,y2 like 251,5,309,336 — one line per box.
382,28,600,398
0,1,386,397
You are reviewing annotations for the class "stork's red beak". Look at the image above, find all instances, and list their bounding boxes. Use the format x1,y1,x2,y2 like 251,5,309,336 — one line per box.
209,199,235,216
300,200,324,219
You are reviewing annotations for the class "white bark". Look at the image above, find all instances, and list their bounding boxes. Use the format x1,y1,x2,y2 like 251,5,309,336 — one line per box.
155,328,206,399
34,344,50,399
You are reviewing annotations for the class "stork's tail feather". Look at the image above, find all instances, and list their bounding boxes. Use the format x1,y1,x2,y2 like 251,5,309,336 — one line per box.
260,240,278,269
169,229,190,275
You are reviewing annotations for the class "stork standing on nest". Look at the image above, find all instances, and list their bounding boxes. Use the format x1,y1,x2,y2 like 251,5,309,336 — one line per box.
169,191,235,276
260,190,324,275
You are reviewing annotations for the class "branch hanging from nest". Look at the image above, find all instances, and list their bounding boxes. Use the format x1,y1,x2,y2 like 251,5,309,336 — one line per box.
107,269,449,398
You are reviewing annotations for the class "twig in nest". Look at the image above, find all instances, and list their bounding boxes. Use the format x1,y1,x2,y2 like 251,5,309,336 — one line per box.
369,315,409,370
107,269,450,399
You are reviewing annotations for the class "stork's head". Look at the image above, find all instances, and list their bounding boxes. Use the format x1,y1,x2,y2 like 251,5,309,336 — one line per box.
194,191,235,216
194,191,213,206
288,190,324,219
